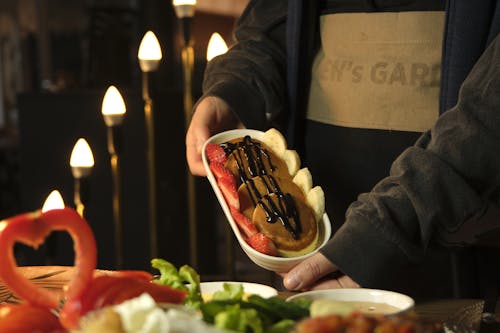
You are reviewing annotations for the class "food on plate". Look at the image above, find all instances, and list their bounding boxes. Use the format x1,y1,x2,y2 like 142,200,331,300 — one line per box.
205,128,325,257
293,312,444,333
77,293,226,333
199,292,310,333
309,299,404,317
0,207,308,333
200,281,278,303
152,259,310,333
78,259,310,333
151,258,203,309
292,295,442,333
0,208,187,332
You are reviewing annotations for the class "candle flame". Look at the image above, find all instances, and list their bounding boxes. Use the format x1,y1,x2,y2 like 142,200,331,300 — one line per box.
173,0,196,5
70,138,94,168
101,86,126,116
207,33,228,61
42,190,65,212
138,31,162,61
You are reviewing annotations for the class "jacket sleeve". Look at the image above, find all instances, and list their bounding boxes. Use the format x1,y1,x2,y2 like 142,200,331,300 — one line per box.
200,0,288,130
320,34,500,288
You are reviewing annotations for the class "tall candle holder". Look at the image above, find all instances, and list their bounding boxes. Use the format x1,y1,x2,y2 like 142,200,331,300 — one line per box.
206,32,233,277
101,85,126,269
172,0,198,268
138,31,162,260
69,138,94,218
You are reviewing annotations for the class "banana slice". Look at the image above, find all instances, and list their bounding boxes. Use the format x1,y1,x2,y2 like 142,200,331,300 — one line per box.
262,128,287,157
307,186,325,222
293,168,313,195
282,149,300,176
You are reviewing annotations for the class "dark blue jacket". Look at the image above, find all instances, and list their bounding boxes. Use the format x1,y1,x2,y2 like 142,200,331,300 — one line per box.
201,0,500,295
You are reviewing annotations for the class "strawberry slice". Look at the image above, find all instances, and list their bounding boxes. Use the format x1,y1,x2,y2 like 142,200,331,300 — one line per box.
209,162,233,180
210,162,240,210
206,143,227,164
218,176,240,210
247,233,278,256
230,207,258,239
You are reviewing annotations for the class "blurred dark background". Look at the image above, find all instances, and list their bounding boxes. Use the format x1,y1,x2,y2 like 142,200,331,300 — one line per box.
0,0,273,283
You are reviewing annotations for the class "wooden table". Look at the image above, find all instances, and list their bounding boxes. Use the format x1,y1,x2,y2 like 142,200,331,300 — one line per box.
0,266,497,332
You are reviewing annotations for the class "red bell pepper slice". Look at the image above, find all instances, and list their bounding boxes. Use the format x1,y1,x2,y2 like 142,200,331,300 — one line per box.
0,304,66,333
0,208,187,331
0,208,97,310
60,273,187,326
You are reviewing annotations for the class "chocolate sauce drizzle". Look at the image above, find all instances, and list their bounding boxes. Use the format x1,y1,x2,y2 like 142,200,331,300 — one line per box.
222,136,302,239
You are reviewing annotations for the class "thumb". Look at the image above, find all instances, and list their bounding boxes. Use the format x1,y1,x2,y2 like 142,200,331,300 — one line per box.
283,253,337,290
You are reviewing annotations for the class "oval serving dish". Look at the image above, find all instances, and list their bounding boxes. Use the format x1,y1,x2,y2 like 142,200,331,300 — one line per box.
202,129,332,272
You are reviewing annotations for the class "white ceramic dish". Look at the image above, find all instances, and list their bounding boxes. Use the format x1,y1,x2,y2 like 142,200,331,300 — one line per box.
287,288,415,315
202,129,332,272
200,281,278,301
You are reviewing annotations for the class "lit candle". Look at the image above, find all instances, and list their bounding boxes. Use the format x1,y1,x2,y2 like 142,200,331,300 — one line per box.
172,0,197,18
42,190,65,212
101,85,126,127
138,31,162,72
101,85,126,269
172,0,198,268
206,32,228,61
70,138,94,177
40,189,66,264
207,32,232,278
138,30,162,260
173,0,196,5
70,138,94,217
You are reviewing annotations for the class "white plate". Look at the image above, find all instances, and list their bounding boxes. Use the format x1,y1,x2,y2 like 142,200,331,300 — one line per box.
202,129,332,272
287,288,414,315
200,281,278,301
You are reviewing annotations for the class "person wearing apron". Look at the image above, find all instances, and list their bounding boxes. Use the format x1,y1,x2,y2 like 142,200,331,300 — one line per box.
185,0,500,300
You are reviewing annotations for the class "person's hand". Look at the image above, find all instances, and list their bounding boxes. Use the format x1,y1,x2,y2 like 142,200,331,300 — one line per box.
186,96,245,176
282,252,360,291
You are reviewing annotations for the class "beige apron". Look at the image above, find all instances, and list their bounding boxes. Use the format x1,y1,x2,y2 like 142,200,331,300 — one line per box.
307,11,445,132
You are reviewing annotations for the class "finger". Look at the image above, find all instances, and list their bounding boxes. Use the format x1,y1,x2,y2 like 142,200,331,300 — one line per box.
309,279,343,290
283,253,337,290
308,275,360,291
186,136,209,176
337,275,360,288
186,142,207,176
186,116,211,176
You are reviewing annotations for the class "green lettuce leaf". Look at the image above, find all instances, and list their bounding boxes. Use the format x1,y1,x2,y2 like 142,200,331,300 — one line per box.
151,258,203,309
212,283,244,301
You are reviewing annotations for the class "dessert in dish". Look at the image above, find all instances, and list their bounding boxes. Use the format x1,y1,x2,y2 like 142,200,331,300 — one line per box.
205,128,325,258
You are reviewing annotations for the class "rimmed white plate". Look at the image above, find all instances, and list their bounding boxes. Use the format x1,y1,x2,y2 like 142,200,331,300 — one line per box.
202,129,332,272
200,281,278,301
287,288,414,316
